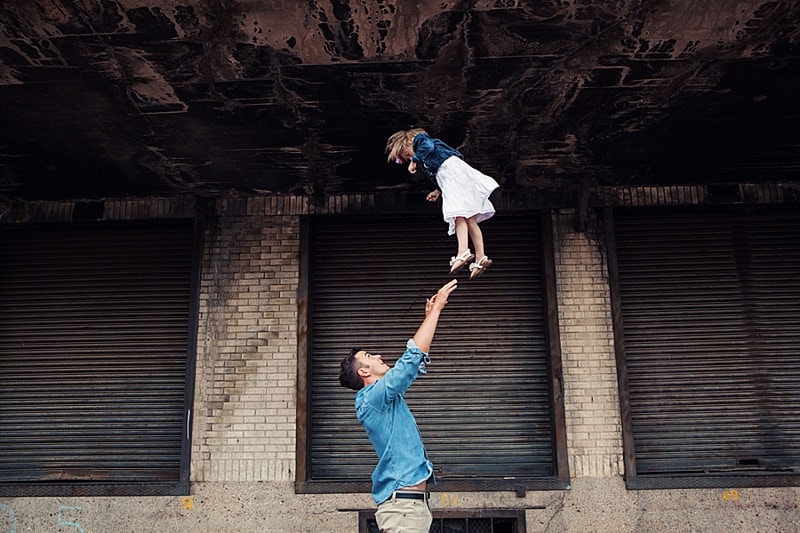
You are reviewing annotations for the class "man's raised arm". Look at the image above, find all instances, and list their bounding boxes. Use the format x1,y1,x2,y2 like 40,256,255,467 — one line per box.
411,279,458,353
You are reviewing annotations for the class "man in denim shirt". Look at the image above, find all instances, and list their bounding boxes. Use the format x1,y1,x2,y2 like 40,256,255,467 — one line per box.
339,279,458,533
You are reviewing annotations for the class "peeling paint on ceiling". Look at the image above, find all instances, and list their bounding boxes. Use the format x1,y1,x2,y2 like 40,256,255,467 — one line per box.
0,0,798,201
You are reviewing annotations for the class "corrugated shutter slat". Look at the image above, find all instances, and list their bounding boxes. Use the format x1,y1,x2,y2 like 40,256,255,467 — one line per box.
0,223,194,485
309,215,554,481
614,209,800,476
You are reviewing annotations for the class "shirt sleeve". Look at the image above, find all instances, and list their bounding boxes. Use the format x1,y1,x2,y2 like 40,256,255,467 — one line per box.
406,338,431,374
367,339,431,405
411,134,435,163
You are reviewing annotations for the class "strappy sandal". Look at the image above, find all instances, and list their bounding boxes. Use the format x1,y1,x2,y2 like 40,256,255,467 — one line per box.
469,256,493,280
449,249,475,275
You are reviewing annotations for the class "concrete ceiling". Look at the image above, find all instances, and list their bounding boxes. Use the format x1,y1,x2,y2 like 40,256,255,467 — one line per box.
1,0,798,202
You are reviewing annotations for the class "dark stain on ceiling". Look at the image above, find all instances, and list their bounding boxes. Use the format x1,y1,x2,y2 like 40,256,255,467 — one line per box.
1,0,798,202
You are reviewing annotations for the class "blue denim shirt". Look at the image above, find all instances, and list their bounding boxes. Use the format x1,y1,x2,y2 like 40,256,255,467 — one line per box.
412,133,463,187
355,339,433,505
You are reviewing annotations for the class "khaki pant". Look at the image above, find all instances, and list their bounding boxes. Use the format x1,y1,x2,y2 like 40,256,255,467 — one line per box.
375,493,432,533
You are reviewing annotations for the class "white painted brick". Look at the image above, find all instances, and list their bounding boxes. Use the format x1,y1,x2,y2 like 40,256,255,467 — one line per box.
553,210,624,479
192,211,300,483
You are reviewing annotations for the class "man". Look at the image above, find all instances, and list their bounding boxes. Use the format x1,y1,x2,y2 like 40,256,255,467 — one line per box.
339,279,458,533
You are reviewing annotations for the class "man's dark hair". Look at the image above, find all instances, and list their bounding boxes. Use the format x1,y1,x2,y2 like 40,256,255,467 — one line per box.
339,348,365,391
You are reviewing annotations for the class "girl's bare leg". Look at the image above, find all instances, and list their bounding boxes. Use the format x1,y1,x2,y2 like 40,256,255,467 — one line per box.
466,216,486,259
448,217,474,274
454,217,469,255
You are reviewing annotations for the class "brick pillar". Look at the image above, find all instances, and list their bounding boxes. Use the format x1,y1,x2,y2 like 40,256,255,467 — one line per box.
552,209,624,478
192,205,300,482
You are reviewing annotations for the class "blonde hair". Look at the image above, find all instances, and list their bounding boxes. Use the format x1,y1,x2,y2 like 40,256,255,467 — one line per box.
385,128,427,163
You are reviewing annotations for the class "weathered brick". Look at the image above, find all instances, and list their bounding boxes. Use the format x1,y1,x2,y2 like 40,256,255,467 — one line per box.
553,209,624,478
192,211,300,483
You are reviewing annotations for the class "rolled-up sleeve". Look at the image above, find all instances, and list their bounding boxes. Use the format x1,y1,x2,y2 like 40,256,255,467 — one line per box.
406,338,431,374
368,339,430,405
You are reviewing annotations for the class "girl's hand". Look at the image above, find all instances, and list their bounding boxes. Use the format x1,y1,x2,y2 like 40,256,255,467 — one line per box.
426,190,440,202
408,161,417,174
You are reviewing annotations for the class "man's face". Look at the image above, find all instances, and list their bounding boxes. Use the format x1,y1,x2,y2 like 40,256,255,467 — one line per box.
355,350,389,380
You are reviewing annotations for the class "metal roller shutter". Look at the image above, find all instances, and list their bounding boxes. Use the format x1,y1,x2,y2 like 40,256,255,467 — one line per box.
612,208,800,482
309,214,554,482
0,222,196,494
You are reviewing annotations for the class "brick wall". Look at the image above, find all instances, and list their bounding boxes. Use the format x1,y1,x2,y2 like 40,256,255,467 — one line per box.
4,189,800,532
552,209,624,478
191,202,300,482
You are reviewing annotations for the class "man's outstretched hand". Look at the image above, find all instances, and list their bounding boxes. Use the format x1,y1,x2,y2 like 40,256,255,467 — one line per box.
415,279,458,352
425,279,458,316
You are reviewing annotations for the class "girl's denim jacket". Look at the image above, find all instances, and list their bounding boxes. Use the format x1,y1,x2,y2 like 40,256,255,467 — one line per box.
354,339,433,505
412,133,463,187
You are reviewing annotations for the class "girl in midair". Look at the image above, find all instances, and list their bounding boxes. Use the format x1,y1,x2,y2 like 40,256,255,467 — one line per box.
386,128,499,279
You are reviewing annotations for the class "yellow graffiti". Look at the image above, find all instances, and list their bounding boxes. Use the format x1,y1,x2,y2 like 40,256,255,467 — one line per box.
438,493,458,507
181,496,194,510
721,489,739,501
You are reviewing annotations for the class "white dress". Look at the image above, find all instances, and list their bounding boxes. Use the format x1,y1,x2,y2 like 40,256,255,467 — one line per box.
435,156,500,236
